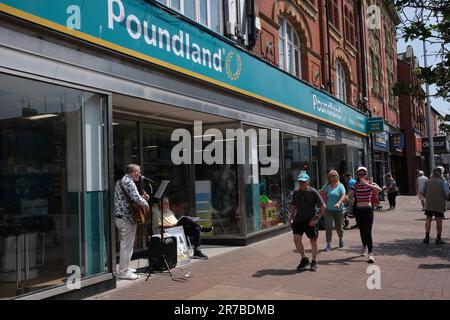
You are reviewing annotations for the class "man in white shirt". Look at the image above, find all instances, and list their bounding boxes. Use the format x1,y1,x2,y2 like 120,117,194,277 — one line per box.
114,164,150,280
416,171,428,210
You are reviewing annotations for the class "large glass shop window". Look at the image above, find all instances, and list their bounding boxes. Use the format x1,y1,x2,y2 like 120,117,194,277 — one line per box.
243,125,283,234
0,74,110,298
194,124,240,236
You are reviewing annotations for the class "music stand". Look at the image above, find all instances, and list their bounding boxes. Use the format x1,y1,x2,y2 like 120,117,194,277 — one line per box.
145,180,170,281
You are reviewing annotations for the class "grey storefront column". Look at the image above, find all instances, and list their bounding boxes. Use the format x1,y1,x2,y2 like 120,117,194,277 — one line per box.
318,141,327,187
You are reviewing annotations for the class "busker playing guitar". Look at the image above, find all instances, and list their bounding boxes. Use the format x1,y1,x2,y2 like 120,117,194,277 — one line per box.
114,164,150,280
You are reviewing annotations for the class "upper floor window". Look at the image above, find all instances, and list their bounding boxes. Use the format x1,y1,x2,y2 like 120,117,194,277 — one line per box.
336,61,347,102
370,50,382,95
157,0,222,34
388,72,395,105
385,24,395,55
344,5,355,45
329,0,340,30
278,17,302,78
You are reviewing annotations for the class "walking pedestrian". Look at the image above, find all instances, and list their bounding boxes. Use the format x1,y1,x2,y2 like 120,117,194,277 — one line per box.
348,167,382,263
343,173,357,194
383,173,399,210
320,170,346,251
422,167,449,245
114,164,150,280
343,173,358,229
416,171,428,210
437,166,449,220
290,173,326,272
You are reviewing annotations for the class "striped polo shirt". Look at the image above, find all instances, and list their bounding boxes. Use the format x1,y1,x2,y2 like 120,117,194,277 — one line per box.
352,182,373,207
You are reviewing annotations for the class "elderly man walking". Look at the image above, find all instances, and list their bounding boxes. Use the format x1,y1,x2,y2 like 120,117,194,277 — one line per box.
416,171,428,210
422,167,449,245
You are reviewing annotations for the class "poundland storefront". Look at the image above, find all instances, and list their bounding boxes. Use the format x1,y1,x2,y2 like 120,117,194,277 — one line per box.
0,0,367,298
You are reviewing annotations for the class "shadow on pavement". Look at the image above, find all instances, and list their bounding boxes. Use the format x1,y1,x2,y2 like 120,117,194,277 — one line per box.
418,264,450,269
252,269,297,277
316,255,364,266
342,239,450,260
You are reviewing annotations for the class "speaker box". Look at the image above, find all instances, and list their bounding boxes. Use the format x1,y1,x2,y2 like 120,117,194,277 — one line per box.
148,235,177,271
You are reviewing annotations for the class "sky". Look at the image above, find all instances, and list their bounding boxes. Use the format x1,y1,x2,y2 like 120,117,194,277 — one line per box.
396,7,449,116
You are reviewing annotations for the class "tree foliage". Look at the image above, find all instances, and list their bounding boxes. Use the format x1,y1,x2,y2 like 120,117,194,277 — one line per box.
389,0,450,101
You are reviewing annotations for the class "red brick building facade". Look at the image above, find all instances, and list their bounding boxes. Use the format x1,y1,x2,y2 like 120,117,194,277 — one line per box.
252,0,401,186
253,0,361,108
397,46,427,194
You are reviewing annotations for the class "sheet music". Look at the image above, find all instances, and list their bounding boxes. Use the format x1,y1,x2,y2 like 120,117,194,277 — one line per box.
154,180,170,199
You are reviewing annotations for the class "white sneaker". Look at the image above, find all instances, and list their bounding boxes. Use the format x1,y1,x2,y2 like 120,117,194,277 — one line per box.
361,247,368,257
368,255,375,263
118,271,138,280
128,268,137,273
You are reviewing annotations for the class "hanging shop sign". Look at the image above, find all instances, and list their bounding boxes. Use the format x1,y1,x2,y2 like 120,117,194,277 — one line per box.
367,117,384,134
0,0,368,135
374,132,388,152
415,134,423,155
390,133,404,153
422,136,450,154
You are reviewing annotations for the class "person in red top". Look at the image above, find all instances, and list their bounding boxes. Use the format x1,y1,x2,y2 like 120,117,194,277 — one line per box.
348,167,382,264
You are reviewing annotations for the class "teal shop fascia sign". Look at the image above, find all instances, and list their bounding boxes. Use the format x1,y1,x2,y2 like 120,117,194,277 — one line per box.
367,117,384,134
0,0,367,135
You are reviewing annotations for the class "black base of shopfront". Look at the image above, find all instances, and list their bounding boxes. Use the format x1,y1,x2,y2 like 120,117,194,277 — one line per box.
46,277,116,300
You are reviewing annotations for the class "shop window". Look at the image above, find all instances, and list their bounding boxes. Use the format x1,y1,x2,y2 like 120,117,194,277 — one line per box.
142,122,192,230
157,0,222,34
0,73,110,298
335,61,347,102
194,124,240,236
243,125,283,235
278,17,302,78
282,133,310,222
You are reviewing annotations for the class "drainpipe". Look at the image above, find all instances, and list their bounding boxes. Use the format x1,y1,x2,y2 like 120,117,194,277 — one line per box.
357,0,375,176
319,0,327,88
246,0,257,50
325,0,333,94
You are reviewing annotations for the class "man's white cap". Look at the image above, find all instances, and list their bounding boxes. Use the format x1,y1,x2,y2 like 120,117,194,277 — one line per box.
356,166,368,173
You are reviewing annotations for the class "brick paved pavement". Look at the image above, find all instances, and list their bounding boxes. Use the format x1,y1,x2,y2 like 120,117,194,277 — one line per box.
89,196,450,300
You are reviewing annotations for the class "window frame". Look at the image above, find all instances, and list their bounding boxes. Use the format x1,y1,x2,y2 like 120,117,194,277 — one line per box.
344,5,355,45
278,17,302,79
157,0,223,34
335,61,347,102
331,0,340,30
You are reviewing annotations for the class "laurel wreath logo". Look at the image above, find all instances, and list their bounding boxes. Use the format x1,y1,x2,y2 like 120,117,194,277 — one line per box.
225,51,242,81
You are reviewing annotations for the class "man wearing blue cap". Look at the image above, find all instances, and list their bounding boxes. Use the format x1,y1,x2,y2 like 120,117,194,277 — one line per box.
290,173,326,271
